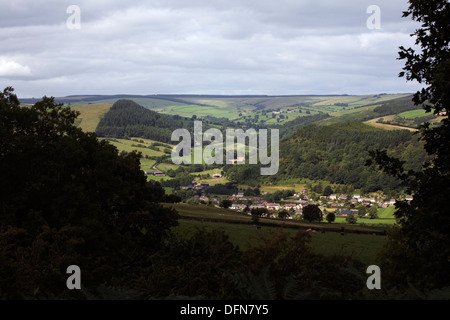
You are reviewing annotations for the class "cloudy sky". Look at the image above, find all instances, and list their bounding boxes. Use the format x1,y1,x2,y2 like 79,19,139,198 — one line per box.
0,0,423,98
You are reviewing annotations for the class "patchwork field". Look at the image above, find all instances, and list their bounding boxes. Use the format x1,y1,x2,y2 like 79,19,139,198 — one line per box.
67,93,415,129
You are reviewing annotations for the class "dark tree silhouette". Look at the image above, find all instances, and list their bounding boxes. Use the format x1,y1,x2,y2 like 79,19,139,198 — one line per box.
302,204,323,223
0,88,179,298
367,0,450,290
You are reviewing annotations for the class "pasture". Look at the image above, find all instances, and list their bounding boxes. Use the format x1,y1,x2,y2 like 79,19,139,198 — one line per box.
72,103,112,132
169,203,388,266
397,109,429,119
159,104,241,119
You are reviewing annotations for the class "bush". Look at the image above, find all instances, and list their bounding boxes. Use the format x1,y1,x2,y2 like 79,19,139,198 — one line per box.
346,213,358,224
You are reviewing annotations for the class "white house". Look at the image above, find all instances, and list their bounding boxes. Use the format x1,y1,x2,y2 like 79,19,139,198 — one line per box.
230,204,247,211
265,202,281,210
284,203,299,210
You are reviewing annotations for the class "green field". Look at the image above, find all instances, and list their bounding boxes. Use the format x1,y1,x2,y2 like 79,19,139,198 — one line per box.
102,138,168,158
159,104,241,119
171,204,388,265
397,109,429,119
72,103,112,132
377,206,397,218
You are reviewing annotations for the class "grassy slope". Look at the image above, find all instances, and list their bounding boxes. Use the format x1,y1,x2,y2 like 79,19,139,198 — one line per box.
72,103,112,132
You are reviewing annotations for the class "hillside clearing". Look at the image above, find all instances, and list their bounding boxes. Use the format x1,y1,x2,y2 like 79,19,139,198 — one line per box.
72,103,112,132
364,117,418,132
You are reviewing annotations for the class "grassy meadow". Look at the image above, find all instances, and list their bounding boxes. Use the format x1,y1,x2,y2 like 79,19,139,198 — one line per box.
169,203,388,266
72,103,112,132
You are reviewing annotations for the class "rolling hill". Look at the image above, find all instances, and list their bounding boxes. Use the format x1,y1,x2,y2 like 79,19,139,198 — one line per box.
95,99,191,143
40,92,434,196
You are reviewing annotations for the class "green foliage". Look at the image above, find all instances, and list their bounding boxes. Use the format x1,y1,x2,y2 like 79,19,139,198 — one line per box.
242,230,366,299
367,206,379,219
323,185,333,196
205,183,238,195
223,164,262,186
373,95,421,116
279,122,426,193
346,213,358,224
141,228,243,299
280,113,330,139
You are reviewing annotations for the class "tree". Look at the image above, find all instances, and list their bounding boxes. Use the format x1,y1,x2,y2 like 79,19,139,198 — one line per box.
302,204,323,222
0,88,179,298
357,205,368,218
144,228,242,298
326,210,336,223
367,0,450,290
251,207,269,217
323,185,333,197
278,210,289,220
345,213,357,224
367,206,378,219
251,213,260,225
221,199,232,209
242,230,365,299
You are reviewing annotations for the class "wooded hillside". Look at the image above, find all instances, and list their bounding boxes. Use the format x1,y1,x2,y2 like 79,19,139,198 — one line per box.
96,99,190,143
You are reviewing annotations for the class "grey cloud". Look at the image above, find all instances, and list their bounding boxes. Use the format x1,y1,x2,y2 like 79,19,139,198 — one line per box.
0,0,423,98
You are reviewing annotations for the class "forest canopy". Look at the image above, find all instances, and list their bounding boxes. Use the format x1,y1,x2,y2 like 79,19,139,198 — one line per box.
96,99,190,143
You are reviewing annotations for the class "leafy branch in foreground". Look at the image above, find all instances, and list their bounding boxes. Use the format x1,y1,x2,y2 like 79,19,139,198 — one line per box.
368,0,450,290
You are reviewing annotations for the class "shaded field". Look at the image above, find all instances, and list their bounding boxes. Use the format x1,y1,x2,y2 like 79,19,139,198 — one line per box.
165,203,389,235
173,213,387,266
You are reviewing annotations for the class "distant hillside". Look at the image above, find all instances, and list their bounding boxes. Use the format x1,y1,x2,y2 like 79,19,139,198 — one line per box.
280,113,331,139
318,95,416,126
372,95,420,116
278,122,427,193
95,99,190,143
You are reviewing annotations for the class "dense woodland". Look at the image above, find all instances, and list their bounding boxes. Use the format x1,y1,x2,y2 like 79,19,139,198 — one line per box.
96,99,191,143
279,113,331,139
222,122,428,194
279,122,427,193
372,95,422,117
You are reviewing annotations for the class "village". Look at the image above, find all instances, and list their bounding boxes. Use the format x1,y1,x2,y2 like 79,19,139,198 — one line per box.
175,178,413,221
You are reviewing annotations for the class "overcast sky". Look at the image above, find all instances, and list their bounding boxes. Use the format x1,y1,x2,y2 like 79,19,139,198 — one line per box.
0,0,423,98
